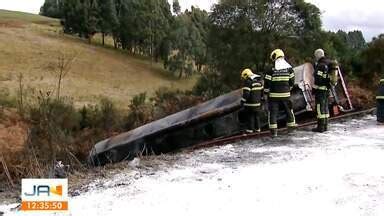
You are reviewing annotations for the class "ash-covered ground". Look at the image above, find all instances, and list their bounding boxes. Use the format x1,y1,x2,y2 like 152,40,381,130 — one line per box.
1,115,384,216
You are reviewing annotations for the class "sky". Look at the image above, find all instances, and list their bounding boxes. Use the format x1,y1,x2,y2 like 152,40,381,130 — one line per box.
307,0,383,41
0,0,382,41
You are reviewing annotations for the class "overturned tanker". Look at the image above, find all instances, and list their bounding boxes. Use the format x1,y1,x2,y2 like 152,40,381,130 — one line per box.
89,63,353,166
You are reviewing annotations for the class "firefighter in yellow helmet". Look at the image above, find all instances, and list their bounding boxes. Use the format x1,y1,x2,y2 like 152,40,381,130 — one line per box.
377,75,384,124
264,49,297,137
312,49,338,132
241,68,264,133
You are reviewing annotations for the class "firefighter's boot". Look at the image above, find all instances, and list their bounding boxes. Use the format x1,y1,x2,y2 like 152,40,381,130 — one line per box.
288,123,298,133
312,119,325,133
324,118,328,131
271,129,278,138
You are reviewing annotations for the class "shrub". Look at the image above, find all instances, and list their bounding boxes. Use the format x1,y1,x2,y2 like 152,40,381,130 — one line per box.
152,87,202,119
357,34,384,86
193,68,232,99
124,93,153,130
0,87,17,108
124,89,203,129
79,98,121,132
28,92,81,164
348,81,376,110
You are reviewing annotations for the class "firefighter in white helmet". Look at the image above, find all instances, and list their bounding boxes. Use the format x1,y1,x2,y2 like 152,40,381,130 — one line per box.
312,49,338,132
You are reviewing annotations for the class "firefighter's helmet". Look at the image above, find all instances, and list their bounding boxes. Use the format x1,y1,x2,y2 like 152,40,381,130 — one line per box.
270,49,285,61
314,49,325,61
241,68,254,80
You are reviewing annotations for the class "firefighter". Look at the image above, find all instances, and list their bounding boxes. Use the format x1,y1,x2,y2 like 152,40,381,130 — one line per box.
377,76,384,124
241,69,264,133
264,49,297,137
312,49,337,132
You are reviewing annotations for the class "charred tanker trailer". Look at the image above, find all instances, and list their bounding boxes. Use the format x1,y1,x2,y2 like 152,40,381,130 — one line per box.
89,63,353,166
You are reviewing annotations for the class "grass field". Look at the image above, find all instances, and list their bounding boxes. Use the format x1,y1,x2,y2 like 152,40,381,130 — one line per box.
0,9,59,24
0,10,196,108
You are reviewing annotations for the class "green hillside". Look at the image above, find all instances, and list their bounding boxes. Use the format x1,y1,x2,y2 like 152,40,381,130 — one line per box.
0,10,196,108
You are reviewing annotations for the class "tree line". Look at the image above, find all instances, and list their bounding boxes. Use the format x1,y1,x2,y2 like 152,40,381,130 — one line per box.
40,0,209,78
191,0,370,96
41,0,382,96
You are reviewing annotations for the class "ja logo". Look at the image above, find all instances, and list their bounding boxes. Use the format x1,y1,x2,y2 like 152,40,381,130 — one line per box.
24,184,63,197
21,179,68,212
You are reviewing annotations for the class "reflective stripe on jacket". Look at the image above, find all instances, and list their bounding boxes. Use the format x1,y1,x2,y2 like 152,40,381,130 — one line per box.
264,67,294,99
314,57,332,91
242,77,263,107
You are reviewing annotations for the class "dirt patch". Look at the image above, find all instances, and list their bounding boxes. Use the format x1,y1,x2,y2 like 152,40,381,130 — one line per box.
0,20,24,29
0,109,28,154
0,109,27,203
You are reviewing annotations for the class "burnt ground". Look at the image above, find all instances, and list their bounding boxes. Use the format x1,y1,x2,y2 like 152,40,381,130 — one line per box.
1,114,383,216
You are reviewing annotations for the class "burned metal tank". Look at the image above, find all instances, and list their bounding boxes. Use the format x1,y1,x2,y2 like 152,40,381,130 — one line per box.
89,63,353,166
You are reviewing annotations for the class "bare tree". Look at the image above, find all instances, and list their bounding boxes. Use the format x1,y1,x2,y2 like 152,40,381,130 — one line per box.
55,52,77,100
17,73,24,116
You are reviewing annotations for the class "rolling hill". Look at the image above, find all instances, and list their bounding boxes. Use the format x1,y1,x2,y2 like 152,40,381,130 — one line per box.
0,9,196,108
